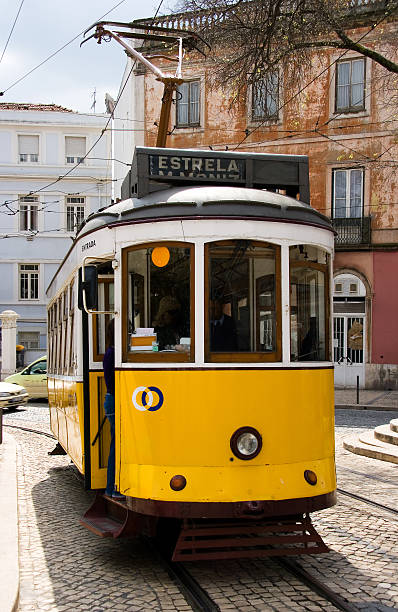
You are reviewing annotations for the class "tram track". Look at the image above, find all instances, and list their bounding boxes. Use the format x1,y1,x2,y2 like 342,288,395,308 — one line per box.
154,548,362,612
6,422,396,610
277,557,361,612
2,422,55,439
337,487,398,517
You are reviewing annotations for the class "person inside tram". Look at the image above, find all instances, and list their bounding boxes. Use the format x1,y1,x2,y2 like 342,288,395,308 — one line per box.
103,318,125,499
210,298,238,352
300,317,318,361
153,296,186,351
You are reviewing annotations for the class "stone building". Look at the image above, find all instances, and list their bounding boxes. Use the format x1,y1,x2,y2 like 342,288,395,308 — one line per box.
113,3,398,389
0,103,111,366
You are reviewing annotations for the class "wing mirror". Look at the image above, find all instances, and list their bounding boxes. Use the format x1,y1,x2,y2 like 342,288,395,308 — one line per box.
78,265,98,312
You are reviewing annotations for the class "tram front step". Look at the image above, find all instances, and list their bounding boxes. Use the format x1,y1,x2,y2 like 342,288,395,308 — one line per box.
80,491,157,538
172,515,329,562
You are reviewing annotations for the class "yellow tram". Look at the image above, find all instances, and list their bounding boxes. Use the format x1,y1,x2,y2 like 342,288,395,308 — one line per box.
47,147,336,560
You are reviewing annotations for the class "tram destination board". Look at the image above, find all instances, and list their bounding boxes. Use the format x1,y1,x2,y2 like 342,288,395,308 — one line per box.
122,147,310,203
149,153,245,181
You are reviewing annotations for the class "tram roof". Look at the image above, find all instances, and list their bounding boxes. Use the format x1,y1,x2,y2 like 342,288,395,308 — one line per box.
77,184,332,239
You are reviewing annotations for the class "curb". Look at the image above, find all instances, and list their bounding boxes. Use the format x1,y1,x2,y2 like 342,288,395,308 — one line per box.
0,432,19,612
335,404,398,412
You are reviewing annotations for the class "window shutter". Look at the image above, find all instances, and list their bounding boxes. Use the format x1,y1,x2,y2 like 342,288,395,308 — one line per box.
189,81,200,124
177,83,189,125
65,136,86,157
18,135,39,154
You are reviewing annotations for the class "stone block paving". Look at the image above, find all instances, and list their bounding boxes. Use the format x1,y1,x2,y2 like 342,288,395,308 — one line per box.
8,420,192,611
4,405,398,611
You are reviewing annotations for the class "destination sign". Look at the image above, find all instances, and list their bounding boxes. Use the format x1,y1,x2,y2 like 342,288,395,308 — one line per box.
149,154,245,182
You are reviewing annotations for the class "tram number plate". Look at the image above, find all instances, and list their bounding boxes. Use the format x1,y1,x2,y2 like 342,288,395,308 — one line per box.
149,154,245,182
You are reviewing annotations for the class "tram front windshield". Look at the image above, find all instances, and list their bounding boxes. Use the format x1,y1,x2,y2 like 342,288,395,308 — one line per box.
126,245,191,353
208,241,278,354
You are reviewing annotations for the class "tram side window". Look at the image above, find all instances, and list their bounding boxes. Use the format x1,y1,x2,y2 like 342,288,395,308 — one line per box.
123,243,193,361
206,241,281,361
93,274,114,361
290,246,329,361
47,307,53,374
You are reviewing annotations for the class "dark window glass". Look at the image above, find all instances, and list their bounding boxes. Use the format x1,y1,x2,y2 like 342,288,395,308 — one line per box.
290,246,329,362
252,72,279,121
125,244,193,360
207,241,279,359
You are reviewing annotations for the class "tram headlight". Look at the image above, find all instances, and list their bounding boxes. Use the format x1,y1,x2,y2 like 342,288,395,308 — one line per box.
230,427,262,460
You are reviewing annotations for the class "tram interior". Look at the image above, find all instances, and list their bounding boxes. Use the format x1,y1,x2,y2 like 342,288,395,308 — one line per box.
91,244,329,362
290,245,328,361
208,241,277,353
127,246,191,353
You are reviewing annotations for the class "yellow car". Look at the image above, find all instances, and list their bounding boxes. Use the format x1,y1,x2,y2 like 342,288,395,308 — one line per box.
5,355,48,399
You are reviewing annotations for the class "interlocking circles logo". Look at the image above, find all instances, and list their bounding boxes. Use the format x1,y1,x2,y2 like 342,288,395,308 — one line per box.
132,386,164,412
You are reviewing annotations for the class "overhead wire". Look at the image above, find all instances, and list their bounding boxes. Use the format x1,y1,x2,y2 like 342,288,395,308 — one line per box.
231,6,396,151
0,0,25,67
0,0,132,96
0,0,167,234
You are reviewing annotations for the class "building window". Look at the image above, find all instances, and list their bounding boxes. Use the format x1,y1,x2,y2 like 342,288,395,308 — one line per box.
19,264,39,300
335,58,365,113
65,136,86,164
18,135,39,163
252,72,279,121
18,331,40,350
19,196,39,232
176,81,200,127
66,197,85,232
333,168,364,218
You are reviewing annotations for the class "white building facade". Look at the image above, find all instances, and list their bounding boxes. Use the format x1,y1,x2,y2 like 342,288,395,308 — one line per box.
0,103,112,366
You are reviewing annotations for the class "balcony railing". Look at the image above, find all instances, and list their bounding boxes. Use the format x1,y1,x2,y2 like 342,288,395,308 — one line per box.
332,216,371,246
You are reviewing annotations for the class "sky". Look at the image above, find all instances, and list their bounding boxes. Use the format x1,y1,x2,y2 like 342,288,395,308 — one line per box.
0,0,174,114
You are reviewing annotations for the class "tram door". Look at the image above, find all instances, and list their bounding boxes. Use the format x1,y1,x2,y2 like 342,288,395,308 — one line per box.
333,315,365,388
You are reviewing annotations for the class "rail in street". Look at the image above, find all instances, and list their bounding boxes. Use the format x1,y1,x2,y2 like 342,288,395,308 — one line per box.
3,403,398,611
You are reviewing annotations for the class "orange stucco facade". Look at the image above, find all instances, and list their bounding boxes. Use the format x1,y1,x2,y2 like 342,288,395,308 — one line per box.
125,14,398,388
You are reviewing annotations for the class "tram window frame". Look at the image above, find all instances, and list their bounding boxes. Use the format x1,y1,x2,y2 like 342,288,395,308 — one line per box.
204,240,282,363
68,280,75,374
62,289,69,374
47,307,53,374
50,303,56,375
289,248,330,362
92,276,114,362
121,241,195,363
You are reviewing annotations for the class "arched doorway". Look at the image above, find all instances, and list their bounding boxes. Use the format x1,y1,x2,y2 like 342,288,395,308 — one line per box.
333,273,367,388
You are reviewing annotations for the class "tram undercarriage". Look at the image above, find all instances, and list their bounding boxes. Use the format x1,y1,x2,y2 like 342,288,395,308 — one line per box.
80,491,335,561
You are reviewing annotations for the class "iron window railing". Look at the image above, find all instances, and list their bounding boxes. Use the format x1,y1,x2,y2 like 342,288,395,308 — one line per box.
332,216,371,246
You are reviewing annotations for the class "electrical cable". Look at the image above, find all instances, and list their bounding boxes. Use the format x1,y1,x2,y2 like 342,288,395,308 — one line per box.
0,0,133,96
231,6,396,151
0,0,25,67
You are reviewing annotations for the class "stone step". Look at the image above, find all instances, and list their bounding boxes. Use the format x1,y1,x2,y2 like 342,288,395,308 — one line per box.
375,424,398,446
390,418,398,433
343,430,398,465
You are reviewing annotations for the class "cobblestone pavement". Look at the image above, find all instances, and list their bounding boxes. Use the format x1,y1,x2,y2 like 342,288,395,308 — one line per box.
3,404,398,611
